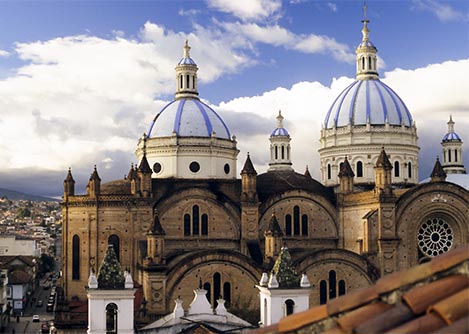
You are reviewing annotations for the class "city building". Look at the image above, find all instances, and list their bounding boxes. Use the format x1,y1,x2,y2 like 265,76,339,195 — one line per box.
59,13,468,328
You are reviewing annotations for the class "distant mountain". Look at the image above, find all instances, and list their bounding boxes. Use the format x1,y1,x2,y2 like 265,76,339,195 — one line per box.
0,188,58,202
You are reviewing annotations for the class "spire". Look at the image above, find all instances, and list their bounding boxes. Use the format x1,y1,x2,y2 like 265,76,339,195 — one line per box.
338,156,355,177
430,157,447,182
265,212,283,237
276,110,284,128
97,245,125,289
128,163,136,180
304,166,311,178
138,154,152,174
175,40,199,100
65,167,75,182
376,147,392,169
356,2,378,80
241,153,257,175
63,167,75,198
148,210,165,235
89,165,101,181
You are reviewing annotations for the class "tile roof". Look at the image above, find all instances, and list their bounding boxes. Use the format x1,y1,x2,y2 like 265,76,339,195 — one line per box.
249,245,469,334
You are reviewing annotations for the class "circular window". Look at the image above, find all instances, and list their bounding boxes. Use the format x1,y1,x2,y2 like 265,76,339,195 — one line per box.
418,218,453,257
189,161,200,173
224,163,230,174
153,162,162,174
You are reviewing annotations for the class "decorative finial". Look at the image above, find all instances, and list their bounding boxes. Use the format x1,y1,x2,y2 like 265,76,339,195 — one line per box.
183,40,191,59
363,1,368,22
361,1,370,41
276,110,284,128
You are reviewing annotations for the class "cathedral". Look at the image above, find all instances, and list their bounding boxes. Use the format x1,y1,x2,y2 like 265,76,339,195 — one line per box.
59,14,468,326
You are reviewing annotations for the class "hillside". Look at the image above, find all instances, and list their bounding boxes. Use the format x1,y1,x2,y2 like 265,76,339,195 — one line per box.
0,187,58,202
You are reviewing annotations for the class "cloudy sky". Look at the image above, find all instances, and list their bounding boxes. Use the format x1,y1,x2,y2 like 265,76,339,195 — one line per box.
0,0,467,197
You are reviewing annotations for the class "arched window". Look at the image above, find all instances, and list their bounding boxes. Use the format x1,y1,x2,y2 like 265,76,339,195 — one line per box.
223,282,231,306
72,235,80,280
186,74,190,89
275,146,278,160
368,56,371,70
204,282,211,303
329,270,337,299
264,299,268,325
184,205,209,237
361,57,365,70
448,150,452,162
319,280,327,305
408,162,412,178
108,235,120,262
201,214,208,236
180,75,183,89
281,146,285,159
106,303,118,334
394,161,400,177
285,214,292,236
301,214,308,236
327,164,331,180
293,206,300,236
356,161,363,177
455,149,458,162
338,280,346,296
213,272,221,306
184,214,190,236
285,299,295,316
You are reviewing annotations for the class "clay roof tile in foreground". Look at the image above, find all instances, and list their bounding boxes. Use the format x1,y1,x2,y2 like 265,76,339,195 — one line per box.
248,244,469,334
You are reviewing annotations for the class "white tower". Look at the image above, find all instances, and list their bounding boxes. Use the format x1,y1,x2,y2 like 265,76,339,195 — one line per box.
319,5,419,188
257,247,310,326
441,116,466,174
268,111,293,172
87,245,136,334
136,41,239,180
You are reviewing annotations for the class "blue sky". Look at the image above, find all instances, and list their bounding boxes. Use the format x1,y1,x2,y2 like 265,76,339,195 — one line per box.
0,0,467,197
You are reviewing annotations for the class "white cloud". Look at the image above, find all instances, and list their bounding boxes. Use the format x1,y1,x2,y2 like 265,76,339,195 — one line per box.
327,3,338,13
206,0,282,22
215,60,469,179
412,0,466,22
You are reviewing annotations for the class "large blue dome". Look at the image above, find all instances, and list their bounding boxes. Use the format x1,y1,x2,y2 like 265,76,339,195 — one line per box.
147,98,231,139
324,79,413,129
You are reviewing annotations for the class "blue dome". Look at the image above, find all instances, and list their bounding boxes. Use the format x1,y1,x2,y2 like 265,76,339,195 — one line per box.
271,128,289,136
442,132,461,142
147,98,231,139
178,56,196,66
324,80,413,129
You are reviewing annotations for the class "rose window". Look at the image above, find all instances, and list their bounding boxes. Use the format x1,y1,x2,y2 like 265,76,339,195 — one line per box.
418,218,453,257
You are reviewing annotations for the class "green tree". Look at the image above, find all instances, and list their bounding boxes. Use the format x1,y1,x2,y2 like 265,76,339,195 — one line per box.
38,254,55,274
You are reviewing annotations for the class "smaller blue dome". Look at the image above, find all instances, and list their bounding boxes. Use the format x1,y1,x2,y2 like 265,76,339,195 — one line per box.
442,132,461,142
271,128,289,136
147,98,231,140
358,40,375,48
178,57,196,66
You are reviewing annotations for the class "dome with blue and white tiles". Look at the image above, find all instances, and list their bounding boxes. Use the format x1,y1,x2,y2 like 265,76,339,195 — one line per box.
442,116,462,142
324,79,413,129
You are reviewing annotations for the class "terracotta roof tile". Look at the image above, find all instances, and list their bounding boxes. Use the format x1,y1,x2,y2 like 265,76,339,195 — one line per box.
402,274,469,314
354,303,414,334
383,312,446,334
375,261,433,294
320,326,346,334
326,285,379,316
428,315,469,334
250,323,278,334
336,301,392,332
428,287,469,325
277,305,328,333
430,245,469,274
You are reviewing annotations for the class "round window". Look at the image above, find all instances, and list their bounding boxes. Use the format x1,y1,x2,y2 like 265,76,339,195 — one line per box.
418,218,453,257
189,161,200,173
224,163,230,174
153,162,162,174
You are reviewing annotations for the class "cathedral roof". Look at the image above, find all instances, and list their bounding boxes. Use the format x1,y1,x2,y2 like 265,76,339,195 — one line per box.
324,79,413,129
100,179,131,195
147,98,231,139
257,170,335,204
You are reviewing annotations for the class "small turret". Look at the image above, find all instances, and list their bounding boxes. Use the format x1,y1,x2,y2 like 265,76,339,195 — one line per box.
304,166,312,178
430,157,447,182
264,213,283,263
138,143,152,198
128,163,140,195
146,210,166,264
355,3,379,80
63,167,75,200
441,116,466,174
87,165,101,199
268,111,293,172
241,153,258,202
338,157,355,193
374,148,392,194
175,40,199,100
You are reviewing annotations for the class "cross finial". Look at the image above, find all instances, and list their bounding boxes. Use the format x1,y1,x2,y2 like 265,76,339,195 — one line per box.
183,40,191,58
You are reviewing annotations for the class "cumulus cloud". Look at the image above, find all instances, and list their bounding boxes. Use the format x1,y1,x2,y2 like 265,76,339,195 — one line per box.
206,0,282,22
215,60,469,180
412,0,467,22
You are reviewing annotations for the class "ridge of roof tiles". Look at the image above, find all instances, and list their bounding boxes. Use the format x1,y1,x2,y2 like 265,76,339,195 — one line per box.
249,244,469,334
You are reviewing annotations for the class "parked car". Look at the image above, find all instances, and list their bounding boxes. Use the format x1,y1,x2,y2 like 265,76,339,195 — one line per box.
41,321,50,333
36,300,43,307
32,315,40,322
